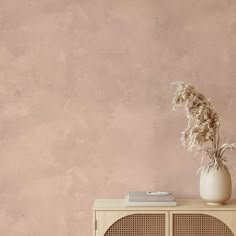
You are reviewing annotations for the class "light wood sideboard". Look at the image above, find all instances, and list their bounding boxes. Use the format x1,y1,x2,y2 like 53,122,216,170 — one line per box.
93,199,236,236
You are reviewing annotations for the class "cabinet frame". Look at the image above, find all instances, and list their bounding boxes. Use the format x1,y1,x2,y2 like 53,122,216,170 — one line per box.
93,199,236,236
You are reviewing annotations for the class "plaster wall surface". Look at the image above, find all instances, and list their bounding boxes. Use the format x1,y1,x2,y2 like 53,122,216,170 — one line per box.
0,0,236,235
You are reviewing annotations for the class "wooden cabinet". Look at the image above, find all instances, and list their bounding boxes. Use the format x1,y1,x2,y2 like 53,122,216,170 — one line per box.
93,199,236,236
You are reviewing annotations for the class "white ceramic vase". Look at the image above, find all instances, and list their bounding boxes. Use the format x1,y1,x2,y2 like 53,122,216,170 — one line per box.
200,164,232,205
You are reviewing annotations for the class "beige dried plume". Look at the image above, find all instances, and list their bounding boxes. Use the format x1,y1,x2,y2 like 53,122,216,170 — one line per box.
172,82,236,169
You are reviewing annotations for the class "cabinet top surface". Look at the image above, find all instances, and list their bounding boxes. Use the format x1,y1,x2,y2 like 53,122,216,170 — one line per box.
93,199,236,211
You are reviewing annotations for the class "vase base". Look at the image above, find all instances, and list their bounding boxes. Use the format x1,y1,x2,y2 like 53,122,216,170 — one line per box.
206,202,224,206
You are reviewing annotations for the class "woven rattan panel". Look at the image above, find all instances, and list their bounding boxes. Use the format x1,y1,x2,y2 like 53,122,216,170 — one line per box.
105,214,165,236
173,214,234,236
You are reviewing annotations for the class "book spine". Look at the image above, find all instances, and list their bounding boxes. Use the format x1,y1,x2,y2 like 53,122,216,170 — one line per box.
125,202,177,207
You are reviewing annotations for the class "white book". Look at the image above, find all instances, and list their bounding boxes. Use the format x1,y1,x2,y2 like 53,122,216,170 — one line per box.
124,196,177,207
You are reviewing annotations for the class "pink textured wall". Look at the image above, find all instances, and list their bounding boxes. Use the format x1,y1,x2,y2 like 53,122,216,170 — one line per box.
0,0,236,235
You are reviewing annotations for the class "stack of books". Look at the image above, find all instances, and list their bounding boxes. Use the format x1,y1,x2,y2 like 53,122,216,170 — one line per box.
125,191,177,207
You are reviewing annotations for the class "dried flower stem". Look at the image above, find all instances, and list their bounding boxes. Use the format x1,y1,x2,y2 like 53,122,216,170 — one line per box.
172,82,236,168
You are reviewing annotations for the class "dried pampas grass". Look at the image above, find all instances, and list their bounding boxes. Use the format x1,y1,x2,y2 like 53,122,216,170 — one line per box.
172,82,236,169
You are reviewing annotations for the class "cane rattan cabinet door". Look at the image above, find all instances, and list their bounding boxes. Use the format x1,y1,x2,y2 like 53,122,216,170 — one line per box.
95,211,169,236
171,211,236,236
